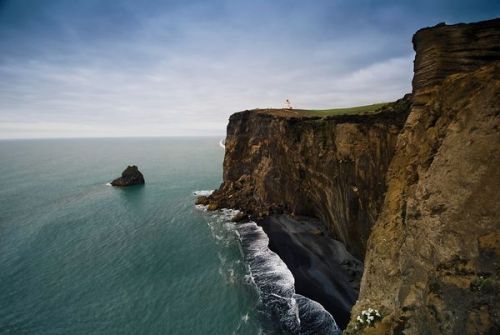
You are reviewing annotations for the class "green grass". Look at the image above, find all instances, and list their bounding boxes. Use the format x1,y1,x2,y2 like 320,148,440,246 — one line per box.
299,102,389,116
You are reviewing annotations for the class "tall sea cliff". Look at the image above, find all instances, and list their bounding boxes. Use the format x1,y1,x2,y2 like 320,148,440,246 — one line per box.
348,18,500,334
209,95,411,260
205,18,500,334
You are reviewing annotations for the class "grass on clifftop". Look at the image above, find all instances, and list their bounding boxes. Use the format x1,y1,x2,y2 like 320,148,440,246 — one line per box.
254,102,391,118
300,102,388,116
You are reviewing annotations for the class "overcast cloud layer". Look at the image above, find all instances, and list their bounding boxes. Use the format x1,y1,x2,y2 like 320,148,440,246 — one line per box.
0,0,498,139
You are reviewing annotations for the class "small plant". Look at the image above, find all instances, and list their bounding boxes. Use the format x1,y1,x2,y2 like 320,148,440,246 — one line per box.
471,275,496,293
354,308,382,331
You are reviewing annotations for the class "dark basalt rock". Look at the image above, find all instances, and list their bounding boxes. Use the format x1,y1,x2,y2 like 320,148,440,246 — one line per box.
230,211,247,222
195,196,210,205
110,165,145,187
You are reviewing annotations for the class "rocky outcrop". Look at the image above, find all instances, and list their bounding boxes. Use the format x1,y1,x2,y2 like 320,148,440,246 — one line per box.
110,165,145,187
208,96,411,259
412,18,500,109
346,20,500,334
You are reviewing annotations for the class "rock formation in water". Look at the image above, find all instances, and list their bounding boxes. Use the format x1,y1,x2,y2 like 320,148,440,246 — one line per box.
206,18,500,334
110,165,145,187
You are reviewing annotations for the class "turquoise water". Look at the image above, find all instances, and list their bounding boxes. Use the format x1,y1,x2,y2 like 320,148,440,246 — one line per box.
0,138,262,334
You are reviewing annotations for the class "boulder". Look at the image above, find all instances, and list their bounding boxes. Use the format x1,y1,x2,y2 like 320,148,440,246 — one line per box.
231,211,247,222
207,203,218,211
195,196,210,205
110,165,145,187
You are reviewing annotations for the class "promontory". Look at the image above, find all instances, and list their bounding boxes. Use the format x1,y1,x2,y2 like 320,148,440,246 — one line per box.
203,18,500,334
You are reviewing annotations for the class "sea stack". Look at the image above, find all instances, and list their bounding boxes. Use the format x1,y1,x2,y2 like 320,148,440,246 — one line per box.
110,165,145,187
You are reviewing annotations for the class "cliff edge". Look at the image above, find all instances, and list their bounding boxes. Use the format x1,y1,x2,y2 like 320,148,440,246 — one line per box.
208,97,411,259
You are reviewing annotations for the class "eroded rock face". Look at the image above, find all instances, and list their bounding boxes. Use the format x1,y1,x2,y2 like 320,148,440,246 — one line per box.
412,18,500,109
346,20,500,335
110,165,145,187
208,96,411,258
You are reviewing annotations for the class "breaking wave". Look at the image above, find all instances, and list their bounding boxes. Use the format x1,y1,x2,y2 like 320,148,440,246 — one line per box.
196,203,341,334
193,190,214,196
236,221,341,334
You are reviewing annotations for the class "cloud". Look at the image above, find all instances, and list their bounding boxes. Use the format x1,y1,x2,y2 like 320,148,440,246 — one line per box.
0,0,498,138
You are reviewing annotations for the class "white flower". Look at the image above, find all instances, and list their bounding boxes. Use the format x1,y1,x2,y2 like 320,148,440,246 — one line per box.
357,308,383,329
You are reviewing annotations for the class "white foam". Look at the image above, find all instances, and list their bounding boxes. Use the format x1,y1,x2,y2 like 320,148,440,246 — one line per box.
195,205,340,334
219,138,226,149
193,190,214,196
294,294,340,335
105,183,112,186
195,204,208,211
220,208,242,220
235,221,300,332
237,220,341,333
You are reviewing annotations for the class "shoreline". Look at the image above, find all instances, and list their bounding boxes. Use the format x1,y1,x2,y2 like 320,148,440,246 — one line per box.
196,200,344,334
258,215,363,330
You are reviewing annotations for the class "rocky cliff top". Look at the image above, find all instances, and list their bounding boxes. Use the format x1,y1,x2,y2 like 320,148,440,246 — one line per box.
236,96,410,122
412,18,500,107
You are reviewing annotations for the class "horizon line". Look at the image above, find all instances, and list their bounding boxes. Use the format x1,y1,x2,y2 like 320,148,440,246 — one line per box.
0,134,226,141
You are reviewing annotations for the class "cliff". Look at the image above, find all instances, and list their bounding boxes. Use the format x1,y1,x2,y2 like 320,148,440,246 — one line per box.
346,19,500,334
208,96,411,259
412,18,500,109
206,18,500,334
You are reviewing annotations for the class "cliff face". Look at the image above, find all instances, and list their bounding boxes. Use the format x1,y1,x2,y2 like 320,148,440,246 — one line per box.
207,17,499,334
346,19,500,334
209,97,411,259
412,19,500,108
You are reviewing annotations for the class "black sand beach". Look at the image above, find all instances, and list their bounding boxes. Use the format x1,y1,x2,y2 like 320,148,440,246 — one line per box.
258,215,363,329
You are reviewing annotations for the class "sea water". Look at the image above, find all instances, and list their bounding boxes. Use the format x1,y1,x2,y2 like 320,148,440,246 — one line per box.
0,138,339,334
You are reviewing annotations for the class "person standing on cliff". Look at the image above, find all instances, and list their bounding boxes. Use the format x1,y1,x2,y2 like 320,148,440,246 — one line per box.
285,99,293,110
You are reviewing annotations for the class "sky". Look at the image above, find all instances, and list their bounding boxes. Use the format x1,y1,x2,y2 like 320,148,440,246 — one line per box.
0,0,498,139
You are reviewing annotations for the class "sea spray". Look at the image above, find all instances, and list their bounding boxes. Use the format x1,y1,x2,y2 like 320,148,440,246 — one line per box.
193,190,214,196
219,139,226,149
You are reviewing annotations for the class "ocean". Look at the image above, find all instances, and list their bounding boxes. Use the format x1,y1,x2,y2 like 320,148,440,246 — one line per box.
0,138,339,335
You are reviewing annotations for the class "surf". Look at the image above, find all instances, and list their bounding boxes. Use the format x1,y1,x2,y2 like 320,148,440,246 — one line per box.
195,197,341,335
